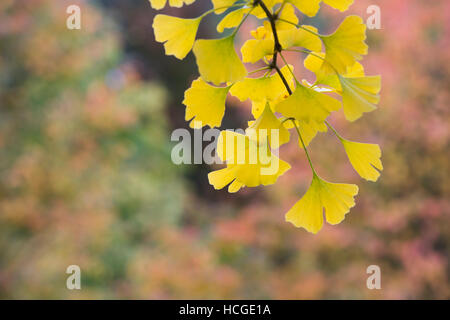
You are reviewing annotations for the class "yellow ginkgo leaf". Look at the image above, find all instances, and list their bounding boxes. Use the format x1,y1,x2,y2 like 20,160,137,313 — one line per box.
322,0,354,11
287,0,321,17
304,52,364,90
250,100,278,119
276,3,299,30
286,174,359,233
278,25,322,52
149,0,196,10
304,52,338,88
208,131,291,192
212,0,239,15
344,61,365,78
249,90,289,118
251,100,268,119
339,74,381,121
247,103,291,149
193,35,247,85
153,15,201,59
304,52,324,74
298,120,328,147
241,38,274,63
251,23,271,40
241,21,273,63
341,139,383,181
230,65,294,103
283,118,328,147
321,15,368,74
241,25,321,63
275,82,341,124
149,0,166,9
183,77,230,128
217,7,251,33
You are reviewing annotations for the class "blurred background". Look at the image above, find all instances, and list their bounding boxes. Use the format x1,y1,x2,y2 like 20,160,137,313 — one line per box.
0,0,448,299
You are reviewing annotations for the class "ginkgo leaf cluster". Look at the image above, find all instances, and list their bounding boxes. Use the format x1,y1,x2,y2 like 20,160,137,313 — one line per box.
150,0,383,233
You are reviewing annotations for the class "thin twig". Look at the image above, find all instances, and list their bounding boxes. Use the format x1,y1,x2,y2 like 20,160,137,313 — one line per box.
255,0,316,171
255,0,291,94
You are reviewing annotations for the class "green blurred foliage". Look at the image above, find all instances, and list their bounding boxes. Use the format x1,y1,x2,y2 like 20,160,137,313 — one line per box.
0,0,185,298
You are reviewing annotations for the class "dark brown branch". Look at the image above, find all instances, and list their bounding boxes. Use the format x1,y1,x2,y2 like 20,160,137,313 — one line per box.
255,0,292,95
255,0,282,53
274,65,293,95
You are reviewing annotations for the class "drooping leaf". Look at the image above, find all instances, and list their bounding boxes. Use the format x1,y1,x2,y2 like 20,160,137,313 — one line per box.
339,74,381,121
321,16,368,74
342,139,383,181
286,174,358,233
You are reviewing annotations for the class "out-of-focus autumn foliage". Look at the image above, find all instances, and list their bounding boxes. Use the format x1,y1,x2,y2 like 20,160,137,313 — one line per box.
0,0,186,298
0,0,448,299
